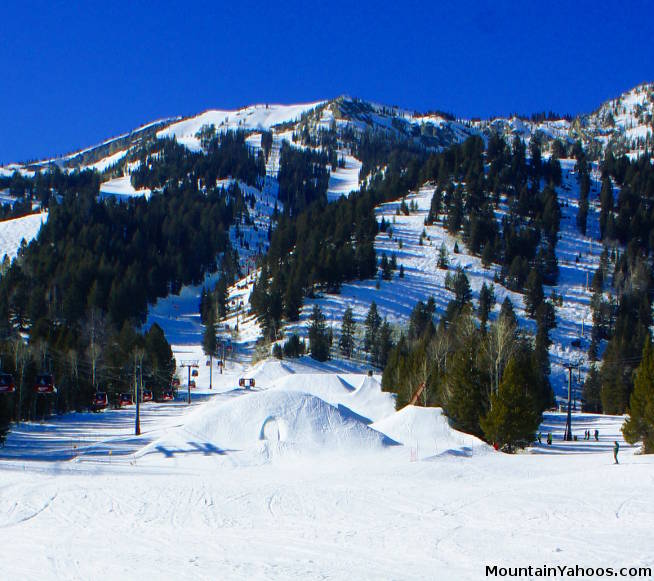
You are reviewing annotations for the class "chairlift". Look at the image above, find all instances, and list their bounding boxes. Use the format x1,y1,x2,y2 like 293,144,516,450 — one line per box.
0,373,16,394
161,389,174,402
142,389,153,403
34,373,56,394
191,369,199,377
118,393,134,407
91,391,108,411
238,378,255,388
171,377,181,387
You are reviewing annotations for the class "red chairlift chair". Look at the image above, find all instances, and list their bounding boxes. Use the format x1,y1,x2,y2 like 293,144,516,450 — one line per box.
34,374,56,394
0,373,16,394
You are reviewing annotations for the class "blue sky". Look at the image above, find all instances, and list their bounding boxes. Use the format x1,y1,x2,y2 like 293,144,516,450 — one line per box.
1,0,652,162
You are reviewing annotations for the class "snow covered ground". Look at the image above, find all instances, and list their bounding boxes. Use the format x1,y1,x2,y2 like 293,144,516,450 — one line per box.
285,160,604,398
1,358,650,580
157,102,324,152
0,212,47,261
98,176,151,201
327,154,362,201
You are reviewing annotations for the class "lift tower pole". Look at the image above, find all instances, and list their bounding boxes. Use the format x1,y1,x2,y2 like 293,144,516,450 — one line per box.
179,360,199,404
564,364,574,441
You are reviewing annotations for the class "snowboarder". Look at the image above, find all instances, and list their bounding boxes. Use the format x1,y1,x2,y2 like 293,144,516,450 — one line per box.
613,441,620,464
547,433,552,445
594,429,599,441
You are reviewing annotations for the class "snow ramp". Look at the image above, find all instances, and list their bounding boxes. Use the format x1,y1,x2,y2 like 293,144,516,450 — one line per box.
172,390,398,460
268,373,396,423
372,406,491,458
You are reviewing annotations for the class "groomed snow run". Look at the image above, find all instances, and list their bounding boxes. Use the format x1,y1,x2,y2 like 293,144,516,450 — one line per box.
157,102,325,151
98,176,151,201
0,212,47,261
1,357,652,580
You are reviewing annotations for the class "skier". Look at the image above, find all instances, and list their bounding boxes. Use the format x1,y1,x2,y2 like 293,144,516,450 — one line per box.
594,429,599,441
547,433,552,445
537,432,542,444
613,441,620,464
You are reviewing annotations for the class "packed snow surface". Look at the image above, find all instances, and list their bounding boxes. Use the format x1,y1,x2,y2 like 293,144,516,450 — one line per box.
1,356,651,580
0,212,47,261
157,102,324,151
372,405,491,458
146,389,396,465
98,176,151,201
327,153,362,201
268,373,395,423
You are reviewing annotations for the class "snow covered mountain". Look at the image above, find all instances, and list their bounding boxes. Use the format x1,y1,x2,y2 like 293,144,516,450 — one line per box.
3,82,652,181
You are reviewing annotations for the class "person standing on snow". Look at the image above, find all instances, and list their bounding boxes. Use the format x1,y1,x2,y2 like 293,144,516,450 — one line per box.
613,441,620,464
547,433,552,445
594,429,599,441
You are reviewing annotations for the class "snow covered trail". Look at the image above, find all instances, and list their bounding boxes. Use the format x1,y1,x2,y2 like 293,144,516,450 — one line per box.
1,425,651,580
0,355,651,580
0,212,47,261
98,176,151,201
327,154,362,201
0,395,222,463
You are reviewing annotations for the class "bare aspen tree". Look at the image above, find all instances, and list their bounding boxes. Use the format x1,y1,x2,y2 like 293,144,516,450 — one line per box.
11,337,30,424
68,349,79,409
482,316,518,404
83,308,105,389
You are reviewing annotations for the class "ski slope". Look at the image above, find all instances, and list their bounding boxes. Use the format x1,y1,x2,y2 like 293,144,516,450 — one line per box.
0,212,47,261
326,153,362,201
285,159,604,399
0,357,651,580
98,176,151,201
157,102,325,151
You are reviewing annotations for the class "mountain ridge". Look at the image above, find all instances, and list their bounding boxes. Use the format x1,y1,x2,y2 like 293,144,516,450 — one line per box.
3,82,653,176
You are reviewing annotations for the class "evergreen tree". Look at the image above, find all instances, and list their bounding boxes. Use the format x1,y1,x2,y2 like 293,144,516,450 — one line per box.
375,319,394,368
599,176,614,240
480,357,541,451
380,253,392,280
214,278,228,320
339,306,356,358
408,298,436,342
283,333,305,358
524,268,544,318
453,267,472,310
364,302,382,355
437,243,449,269
308,304,330,361
478,282,495,329
443,335,486,436
533,301,556,406
202,306,217,359
499,296,518,328
622,339,654,453
582,365,602,413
